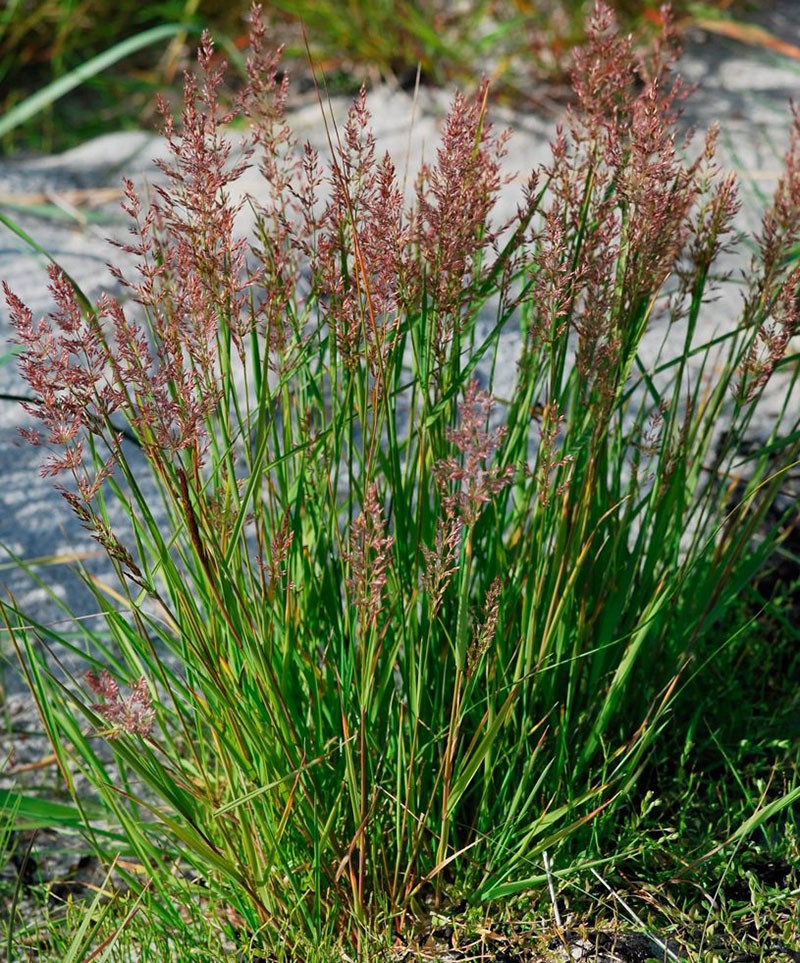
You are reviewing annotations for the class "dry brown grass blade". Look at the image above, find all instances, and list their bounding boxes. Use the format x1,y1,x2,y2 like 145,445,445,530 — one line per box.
693,17,800,60
5,753,60,775
0,187,124,208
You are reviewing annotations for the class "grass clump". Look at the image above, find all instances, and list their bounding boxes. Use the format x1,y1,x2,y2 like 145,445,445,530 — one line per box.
2,1,799,955
0,0,747,154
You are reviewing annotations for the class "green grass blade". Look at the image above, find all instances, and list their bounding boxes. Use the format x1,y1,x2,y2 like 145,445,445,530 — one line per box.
0,207,95,313
0,24,190,140
0,789,108,832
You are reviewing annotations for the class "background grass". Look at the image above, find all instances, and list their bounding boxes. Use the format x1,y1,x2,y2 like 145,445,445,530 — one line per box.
1,0,754,154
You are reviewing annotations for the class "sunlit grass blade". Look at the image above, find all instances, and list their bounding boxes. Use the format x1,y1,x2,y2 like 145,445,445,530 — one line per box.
0,24,192,140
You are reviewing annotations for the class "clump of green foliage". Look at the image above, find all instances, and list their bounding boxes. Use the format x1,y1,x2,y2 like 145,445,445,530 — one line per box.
0,0,743,153
2,1,799,954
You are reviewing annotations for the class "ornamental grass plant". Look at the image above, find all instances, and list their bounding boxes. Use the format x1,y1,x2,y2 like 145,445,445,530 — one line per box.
2,1,800,952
